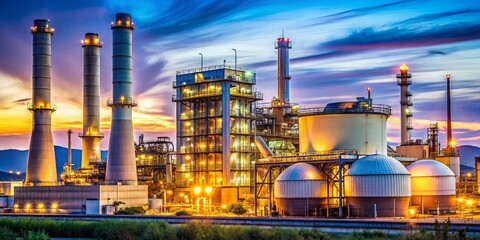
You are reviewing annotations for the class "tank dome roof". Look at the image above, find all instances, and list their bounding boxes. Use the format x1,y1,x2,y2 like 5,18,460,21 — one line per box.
346,154,409,176
407,159,455,177
276,163,324,181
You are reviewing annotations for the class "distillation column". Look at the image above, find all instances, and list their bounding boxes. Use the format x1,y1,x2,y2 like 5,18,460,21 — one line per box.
273,35,292,134
105,13,138,185
80,33,104,169
25,19,57,185
275,35,292,104
396,64,413,145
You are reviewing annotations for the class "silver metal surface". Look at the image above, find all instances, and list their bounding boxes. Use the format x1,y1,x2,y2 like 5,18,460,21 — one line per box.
25,19,57,185
345,154,411,197
254,136,273,157
275,163,327,198
407,159,456,196
80,33,103,168
276,163,324,181
275,36,291,103
105,13,138,185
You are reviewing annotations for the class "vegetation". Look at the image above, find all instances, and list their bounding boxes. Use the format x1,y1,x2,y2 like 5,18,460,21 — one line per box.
0,218,475,240
175,209,193,216
227,202,248,215
115,206,146,215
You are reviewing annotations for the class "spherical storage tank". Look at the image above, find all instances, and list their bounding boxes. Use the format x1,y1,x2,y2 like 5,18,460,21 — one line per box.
407,160,456,212
274,163,327,216
299,101,390,155
345,154,411,218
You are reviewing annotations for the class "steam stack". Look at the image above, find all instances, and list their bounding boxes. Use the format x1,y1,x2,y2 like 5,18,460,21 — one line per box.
105,13,138,185
26,19,57,185
396,64,413,145
80,33,103,169
446,74,453,148
275,34,292,104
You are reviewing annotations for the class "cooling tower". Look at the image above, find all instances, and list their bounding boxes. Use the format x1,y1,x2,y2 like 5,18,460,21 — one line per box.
25,19,57,185
105,13,138,185
80,33,104,168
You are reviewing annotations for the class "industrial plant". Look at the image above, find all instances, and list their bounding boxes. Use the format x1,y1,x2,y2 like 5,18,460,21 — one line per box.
0,12,477,220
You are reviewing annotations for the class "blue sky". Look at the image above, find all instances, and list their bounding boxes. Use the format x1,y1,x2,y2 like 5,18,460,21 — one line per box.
0,0,479,149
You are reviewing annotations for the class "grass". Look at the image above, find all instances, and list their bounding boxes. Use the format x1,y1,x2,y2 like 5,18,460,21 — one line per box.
0,218,474,240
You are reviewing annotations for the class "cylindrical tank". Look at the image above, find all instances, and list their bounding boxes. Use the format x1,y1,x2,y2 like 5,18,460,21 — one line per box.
275,36,292,103
26,19,57,185
299,103,390,155
345,154,411,218
407,160,456,213
274,163,327,216
106,13,138,185
80,33,103,168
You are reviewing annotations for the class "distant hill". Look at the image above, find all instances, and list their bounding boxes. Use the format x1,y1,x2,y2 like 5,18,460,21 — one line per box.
458,145,480,168
0,146,107,179
0,170,25,181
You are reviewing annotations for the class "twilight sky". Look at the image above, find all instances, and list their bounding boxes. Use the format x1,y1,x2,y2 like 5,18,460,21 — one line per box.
0,0,479,150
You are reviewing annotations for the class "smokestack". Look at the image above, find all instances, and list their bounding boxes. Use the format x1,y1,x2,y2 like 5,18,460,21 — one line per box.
67,129,72,173
25,19,57,185
105,13,138,185
80,33,103,169
446,74,453,148
396,64,413,145
275,32,292,103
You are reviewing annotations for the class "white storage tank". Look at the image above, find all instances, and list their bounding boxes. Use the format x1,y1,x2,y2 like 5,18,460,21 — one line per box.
407,160,456,213
274,163,327,216
345,154,411,218
299,100,391,155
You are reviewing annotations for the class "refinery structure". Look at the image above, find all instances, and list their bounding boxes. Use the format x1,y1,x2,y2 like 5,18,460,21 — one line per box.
0,12,477,219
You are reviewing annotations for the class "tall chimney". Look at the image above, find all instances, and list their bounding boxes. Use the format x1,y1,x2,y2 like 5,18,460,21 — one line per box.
67,129,72,172
446,74,453,148
105,13,138,185
396,64,413,145
25,19,57,185
80,33,103,169
275,33,292,104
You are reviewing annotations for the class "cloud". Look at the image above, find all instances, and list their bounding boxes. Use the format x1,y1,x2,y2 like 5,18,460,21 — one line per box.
312,0,419,24
323,23,480,51
395,9,480,26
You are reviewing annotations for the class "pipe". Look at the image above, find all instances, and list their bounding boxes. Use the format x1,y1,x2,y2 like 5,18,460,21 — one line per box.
254,136,274,157
25,19,57,185
105,13,138,185
67,130,72,170
80,33,103,168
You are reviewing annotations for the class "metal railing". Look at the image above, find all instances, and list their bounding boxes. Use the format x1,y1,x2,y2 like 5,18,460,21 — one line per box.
298,104,391,116
78,132,104,138
257,150,359,164
27,102,57,112
176,65,244,75
106,97,137,107
172,90,262,101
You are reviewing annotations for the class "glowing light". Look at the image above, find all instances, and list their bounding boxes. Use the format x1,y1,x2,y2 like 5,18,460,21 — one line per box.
458,198,464,203
205,187,212,194
367,87,371,92
409,209,415,215
446,74,451,79
25,203,31,209
400,64,409,71
38,203,44,209
167,190,173,195
14,204,19,209
467,173,472,178
180,193,185,197
52,203,58,209
449,139,457,148
194,187,201,194
467,199,473,206
222,204,227,209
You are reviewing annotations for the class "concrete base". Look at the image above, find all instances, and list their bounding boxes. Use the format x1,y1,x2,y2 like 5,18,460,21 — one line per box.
276,198,327,216
411,195,456,213
14,185,148,214
346,197,410,218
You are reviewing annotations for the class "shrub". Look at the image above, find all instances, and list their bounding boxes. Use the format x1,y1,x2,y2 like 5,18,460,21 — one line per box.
175,209,193,216
24,230,49,240
115,206,146,215
227,203,247,215
0,226,18,240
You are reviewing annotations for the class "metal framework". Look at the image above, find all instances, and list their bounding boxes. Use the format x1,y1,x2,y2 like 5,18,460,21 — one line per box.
253,151,359,218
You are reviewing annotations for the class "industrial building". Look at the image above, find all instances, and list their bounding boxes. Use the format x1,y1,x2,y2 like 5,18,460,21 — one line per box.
172,64,262,204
